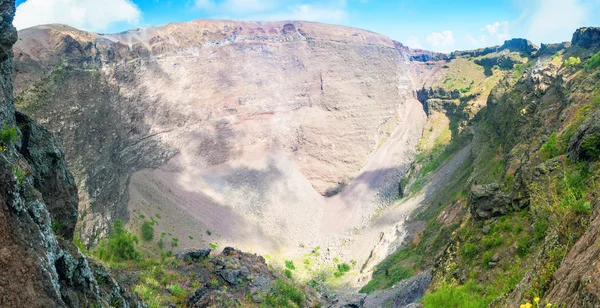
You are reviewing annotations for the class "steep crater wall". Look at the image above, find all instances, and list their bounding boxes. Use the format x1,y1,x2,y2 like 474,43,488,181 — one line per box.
13,20,427,252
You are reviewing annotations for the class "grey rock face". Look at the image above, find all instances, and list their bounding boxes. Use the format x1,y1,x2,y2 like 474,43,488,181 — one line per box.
571,27,600,49
469,183,511,220
391,270,433,308
568,110,600,162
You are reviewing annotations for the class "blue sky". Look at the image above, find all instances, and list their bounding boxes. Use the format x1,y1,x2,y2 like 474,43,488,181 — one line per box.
13,0,600,52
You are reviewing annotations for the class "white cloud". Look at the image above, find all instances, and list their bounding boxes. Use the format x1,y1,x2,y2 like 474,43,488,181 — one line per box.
465,20,509,48
14,0,141,31
481,21,510,43
425,30,455,52
526,0,590,44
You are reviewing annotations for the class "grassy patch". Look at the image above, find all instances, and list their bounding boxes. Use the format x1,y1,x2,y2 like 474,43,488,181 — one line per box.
360,249,415,293
96,220,140,262
262,279,305,308
422,279,498,308
141,221,154,241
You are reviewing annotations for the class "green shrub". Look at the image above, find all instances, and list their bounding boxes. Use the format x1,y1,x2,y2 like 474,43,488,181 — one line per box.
337,263,351,273
0,125,19,147
334,262,352,277
158,238,164,250
585,51,600,69
481,233,503,249
482,251,493,268
96,220,140,262
540,132,561,160
12,165,27,186
166,284,185,296
284,269,293,279
141,221,154,241
171,238,179,247
461,242,478,260
516,236,530,257
580,134,600,160
262,279,304,308
285,260,296,270
564,56,581,67
533,220,549,241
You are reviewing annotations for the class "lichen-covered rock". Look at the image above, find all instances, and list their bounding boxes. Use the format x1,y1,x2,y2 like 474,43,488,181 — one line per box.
469,183,511,220
16,111,78,238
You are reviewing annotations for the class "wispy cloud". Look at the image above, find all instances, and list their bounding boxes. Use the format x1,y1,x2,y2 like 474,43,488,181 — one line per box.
525,0,590,44
481,21,510,43
425,30,455,52
465,20,509,48
194,0,349,24
405,36,423,49
14,0,141,31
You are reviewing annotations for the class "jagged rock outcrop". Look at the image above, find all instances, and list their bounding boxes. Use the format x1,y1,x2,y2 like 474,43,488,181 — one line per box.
572,27,600,50
0,1,141,306
538,42,571,56
474,54,521,69
567,110,600,161
393,41,450,62
451,38,539,59
185,247,323,307
468,183,511,220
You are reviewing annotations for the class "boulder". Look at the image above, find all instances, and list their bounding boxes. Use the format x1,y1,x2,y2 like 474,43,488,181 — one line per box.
176,248,211,261
469,183,511,220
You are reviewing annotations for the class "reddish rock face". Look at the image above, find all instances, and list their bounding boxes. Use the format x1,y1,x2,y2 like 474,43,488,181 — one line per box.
545,212,600,306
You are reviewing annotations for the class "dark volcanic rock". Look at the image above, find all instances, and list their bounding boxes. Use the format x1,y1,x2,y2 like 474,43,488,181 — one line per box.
538,42,571,56
474,54,520,69
567,110,600,161
16,111,78,238
469,183,511,220
572,27,600,50
176,248,211,261
391,270,433,307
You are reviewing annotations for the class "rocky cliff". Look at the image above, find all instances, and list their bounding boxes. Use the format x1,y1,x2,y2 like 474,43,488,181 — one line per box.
0,1,141,306
360,26,600,307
